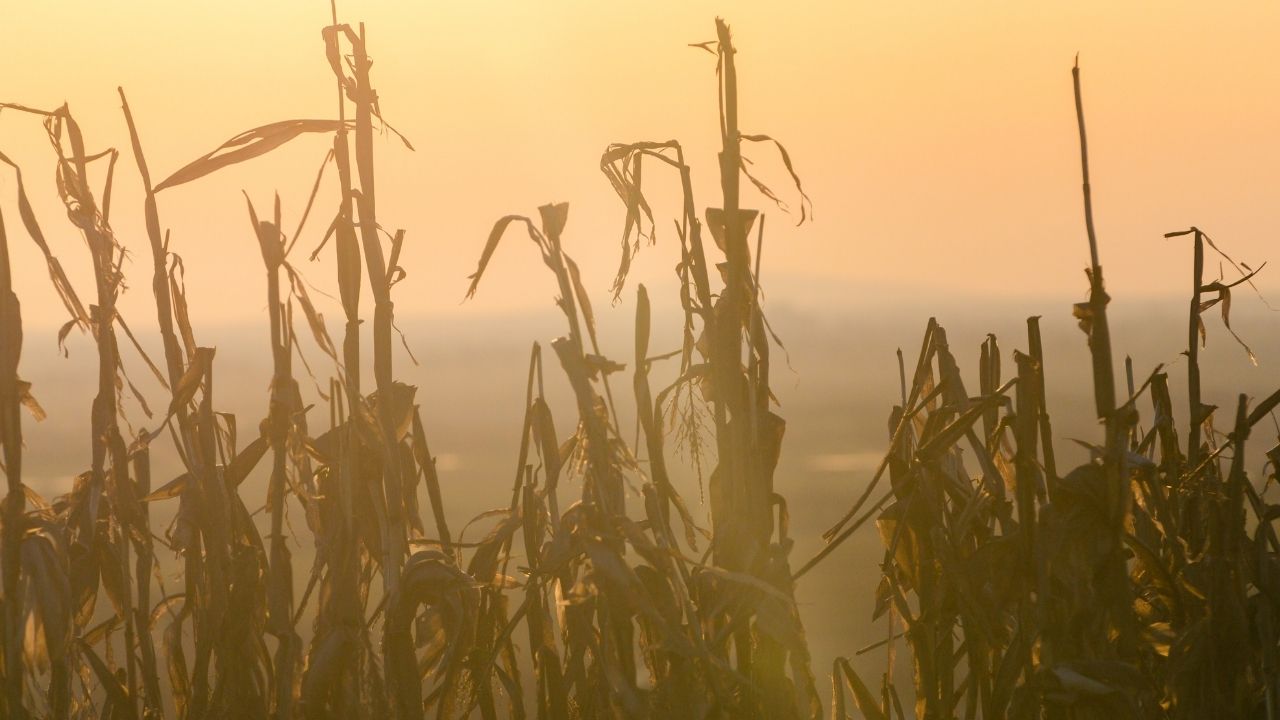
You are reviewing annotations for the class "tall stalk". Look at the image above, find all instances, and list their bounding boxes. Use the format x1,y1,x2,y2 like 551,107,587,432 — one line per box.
251,199,300,720
1186,228,1205,467
56,107,149,719
1070,61,1135,669
1072,60,1117,423
0,188,27,720
303,11,367,718
708,19,769,578
120,88,188,718
350,23,410,603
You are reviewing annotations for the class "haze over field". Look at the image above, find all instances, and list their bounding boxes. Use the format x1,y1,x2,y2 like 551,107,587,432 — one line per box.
17,296,1280,686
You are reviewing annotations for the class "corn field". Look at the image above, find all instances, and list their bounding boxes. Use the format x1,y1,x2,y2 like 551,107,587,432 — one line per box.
1,10,1278,720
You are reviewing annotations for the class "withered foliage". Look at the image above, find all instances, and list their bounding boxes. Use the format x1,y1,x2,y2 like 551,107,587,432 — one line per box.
808,63,1280,720
0,14,817,720
0,11,1277,720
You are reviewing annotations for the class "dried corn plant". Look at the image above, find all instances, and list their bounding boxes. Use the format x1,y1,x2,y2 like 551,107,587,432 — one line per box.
806,63,1280,720
593,18,820,718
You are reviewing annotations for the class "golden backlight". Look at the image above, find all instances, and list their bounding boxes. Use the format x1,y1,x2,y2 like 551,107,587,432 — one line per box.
3,1,1279,326
4,4,1280,719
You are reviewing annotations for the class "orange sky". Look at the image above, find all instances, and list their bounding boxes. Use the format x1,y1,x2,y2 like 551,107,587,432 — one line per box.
4,1,1280,328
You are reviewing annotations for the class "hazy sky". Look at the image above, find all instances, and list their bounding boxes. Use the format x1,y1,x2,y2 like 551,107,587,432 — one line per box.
4,1,1280,329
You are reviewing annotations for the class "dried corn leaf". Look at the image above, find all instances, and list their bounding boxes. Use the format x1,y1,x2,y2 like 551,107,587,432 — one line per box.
155,119,350,192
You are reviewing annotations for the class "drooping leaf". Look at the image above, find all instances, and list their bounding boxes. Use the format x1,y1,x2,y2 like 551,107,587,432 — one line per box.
154,119,350,192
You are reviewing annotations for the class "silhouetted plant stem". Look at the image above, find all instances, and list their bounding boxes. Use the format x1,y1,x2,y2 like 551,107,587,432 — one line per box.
0,187,27,720
1187,228,1205,467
